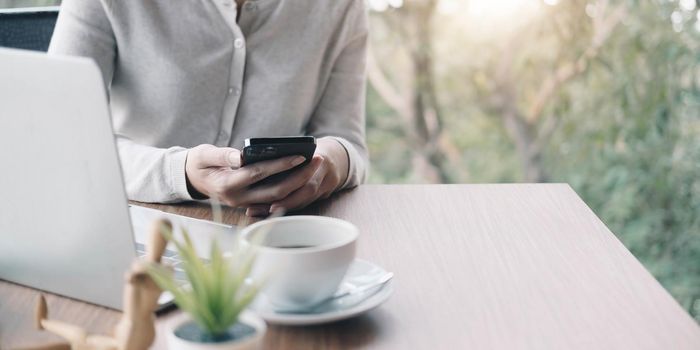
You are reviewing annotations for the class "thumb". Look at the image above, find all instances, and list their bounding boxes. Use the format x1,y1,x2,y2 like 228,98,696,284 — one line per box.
192,145,242,168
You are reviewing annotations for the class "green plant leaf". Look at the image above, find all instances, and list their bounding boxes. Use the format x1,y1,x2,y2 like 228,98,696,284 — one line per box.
146,220,265,336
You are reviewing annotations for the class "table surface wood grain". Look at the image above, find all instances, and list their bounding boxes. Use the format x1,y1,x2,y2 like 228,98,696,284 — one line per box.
2,184,699,349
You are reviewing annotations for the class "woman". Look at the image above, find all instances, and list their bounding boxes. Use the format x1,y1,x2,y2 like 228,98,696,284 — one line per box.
49,0,368,216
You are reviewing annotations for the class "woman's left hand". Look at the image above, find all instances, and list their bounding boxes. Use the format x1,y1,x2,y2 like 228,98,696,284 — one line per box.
245,137,349,216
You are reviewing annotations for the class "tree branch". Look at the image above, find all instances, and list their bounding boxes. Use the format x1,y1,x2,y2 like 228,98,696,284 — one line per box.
526,2,626,123
367,44,410,118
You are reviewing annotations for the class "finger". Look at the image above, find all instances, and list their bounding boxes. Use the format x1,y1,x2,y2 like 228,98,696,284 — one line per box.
245,204,270,217
269,169,325,212
235,157,323,205
224,155,307,189
192,144,241,168
269,184,321,212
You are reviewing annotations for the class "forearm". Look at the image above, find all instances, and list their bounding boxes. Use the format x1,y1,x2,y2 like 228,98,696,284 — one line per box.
116,137,192,203
306,0,369,190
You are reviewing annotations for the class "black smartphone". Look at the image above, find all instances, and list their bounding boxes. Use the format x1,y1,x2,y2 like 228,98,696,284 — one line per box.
242,136,317,185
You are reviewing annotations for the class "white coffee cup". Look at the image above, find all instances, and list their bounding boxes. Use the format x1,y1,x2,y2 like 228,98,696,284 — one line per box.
241,216,358,311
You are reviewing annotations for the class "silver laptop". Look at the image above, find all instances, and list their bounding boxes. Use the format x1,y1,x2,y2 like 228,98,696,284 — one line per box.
0,48,232,310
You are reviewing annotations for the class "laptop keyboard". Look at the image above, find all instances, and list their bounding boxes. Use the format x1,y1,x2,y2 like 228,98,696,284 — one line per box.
134,243,188,281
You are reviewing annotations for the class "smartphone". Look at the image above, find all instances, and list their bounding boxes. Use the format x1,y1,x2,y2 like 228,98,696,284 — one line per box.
242,136,317,185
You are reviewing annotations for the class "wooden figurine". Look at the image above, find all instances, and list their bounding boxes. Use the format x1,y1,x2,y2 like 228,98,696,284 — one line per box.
113,219,170,350
21,219,172,350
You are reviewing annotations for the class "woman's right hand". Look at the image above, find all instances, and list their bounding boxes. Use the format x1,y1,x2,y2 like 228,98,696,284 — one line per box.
184,144,320,207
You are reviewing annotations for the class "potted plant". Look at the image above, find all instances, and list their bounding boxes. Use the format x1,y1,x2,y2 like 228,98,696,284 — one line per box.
148,224,266,350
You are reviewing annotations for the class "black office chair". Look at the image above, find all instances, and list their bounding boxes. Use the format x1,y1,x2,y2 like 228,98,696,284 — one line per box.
0,7,59,52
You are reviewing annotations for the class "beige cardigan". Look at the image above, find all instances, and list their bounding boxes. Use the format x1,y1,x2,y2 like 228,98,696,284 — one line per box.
49,0,369,202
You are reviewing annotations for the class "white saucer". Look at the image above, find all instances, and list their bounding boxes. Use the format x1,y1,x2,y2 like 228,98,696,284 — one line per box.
250,259,394,326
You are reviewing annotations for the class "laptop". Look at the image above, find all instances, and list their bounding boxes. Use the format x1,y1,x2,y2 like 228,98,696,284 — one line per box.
0,48,233,310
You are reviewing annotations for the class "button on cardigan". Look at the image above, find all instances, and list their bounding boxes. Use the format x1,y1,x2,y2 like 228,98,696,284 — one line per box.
49,0,369,202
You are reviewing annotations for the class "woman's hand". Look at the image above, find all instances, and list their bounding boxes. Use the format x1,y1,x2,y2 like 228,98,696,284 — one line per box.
245,137,349,216
184,144,321,207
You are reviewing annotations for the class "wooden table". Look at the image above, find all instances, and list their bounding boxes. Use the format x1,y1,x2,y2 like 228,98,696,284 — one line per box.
2,184,699,349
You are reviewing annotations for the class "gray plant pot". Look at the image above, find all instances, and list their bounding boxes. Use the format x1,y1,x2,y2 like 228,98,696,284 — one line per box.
166,311,266,350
